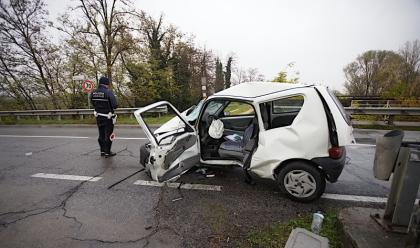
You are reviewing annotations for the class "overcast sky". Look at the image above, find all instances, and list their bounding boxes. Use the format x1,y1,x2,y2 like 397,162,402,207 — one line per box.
46,0,420,91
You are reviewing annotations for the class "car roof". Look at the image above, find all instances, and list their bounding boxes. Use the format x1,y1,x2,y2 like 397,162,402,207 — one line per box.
212,82,314,100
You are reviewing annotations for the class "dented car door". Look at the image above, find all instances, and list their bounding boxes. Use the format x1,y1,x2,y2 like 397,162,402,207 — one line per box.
134,101,200,182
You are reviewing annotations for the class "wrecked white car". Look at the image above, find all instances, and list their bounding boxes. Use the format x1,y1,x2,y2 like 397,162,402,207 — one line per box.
134,82,355,202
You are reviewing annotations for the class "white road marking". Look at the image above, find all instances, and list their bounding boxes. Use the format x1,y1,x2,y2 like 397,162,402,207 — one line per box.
0,135,147,140
115,137,147,140
133,179,222,192
350,143,376,147
27,174,419,203
31,173,102,182
322,193,387,203
0,135,89,139
322,193,420,204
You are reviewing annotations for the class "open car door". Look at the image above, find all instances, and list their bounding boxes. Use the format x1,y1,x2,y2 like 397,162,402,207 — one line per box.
134,101,200,182
315,86,355,146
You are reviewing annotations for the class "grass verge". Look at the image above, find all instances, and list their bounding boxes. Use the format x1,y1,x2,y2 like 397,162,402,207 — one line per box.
242,210,343,248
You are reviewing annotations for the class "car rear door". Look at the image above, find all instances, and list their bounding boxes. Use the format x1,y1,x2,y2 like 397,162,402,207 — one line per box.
134,101,200,182
315,86,355,146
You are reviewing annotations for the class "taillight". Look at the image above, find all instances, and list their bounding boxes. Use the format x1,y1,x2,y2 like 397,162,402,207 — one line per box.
329,146,343,159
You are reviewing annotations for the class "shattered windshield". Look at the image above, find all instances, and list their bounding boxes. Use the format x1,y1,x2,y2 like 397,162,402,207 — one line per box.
185,100,204,122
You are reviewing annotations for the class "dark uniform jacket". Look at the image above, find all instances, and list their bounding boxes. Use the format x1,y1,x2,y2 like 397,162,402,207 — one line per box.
90,85,117,114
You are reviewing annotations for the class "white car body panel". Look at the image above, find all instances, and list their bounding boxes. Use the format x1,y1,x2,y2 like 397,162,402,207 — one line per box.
135,82,354,184
249,88,329,179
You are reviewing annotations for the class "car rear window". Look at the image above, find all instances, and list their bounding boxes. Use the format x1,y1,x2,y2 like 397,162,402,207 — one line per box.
265,95,304,129
327,88,351,125
272,95,304,114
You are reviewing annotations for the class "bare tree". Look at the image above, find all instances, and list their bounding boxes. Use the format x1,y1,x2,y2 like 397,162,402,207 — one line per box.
0,0,62,108
76,0,134,81
344,50,405,97
399,40,420,96
244,67,265,82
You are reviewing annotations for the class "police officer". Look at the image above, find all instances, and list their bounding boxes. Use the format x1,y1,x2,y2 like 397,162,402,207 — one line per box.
90,76,117,158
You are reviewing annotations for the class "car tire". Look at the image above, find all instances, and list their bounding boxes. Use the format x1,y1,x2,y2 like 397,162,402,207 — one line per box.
276,161,325,203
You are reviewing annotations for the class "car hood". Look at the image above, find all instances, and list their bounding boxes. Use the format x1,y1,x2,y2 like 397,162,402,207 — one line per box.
154,114,186,135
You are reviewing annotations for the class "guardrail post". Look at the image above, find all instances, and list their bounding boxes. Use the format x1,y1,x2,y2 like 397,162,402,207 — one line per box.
129,114,133,119
36,115,40,121
16,115,20,120
80,114,84,120
57,115,61,121
386,115,395,126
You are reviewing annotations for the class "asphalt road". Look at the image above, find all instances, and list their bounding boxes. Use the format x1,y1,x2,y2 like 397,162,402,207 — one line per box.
0,125,418,247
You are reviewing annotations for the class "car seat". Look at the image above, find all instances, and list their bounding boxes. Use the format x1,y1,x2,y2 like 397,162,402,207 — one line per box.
218,118,256,160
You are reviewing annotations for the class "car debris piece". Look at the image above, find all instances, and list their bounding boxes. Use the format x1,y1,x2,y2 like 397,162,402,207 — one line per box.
144,225,153,230
172,197,183,202
195,168,207,175
311,212,324,234
285,228,329,248
25,152,32,156
206,174,215,178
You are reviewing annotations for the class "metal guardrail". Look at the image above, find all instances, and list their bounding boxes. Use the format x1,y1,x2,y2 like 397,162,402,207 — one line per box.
0,106,419,126
0,107,167,120
345,107,420,126
345,107,420,115
350,99,420,108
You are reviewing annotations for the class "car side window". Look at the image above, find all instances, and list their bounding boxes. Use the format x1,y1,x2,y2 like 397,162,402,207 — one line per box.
269,95,304,129
223,102,255,116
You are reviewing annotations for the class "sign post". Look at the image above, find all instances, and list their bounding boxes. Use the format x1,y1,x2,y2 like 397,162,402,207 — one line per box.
82,79,95,109
201,77,207,99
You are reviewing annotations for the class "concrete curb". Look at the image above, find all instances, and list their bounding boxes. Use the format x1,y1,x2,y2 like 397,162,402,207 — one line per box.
338,207,406,248
338,209,358,248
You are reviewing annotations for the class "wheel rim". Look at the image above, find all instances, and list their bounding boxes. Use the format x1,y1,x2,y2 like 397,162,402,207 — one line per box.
283,170,317,198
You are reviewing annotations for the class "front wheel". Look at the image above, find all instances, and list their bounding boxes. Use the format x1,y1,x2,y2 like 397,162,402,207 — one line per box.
276,161,325,203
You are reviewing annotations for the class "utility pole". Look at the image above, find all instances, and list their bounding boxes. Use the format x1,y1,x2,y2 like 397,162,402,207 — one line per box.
201,47,208,99
201,77,207,99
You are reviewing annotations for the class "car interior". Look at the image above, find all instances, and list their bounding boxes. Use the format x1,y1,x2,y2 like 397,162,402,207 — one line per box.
198,96,305,162
198,99,258,162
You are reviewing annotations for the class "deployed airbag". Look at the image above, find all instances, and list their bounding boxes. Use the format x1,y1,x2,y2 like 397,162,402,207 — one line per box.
208,119,224,139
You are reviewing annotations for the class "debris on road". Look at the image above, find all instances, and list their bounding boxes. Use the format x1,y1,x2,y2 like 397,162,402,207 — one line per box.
25,152,32,156
195,167,216,178
285,228,329,248
172,197,183,202
311,212,324,234
144,225,153,230
195,168,207,175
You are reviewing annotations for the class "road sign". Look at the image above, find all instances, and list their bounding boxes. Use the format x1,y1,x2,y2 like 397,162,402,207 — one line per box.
82,80,95,93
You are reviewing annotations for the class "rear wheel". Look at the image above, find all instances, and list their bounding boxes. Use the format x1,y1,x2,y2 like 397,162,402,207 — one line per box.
276,161,325,203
